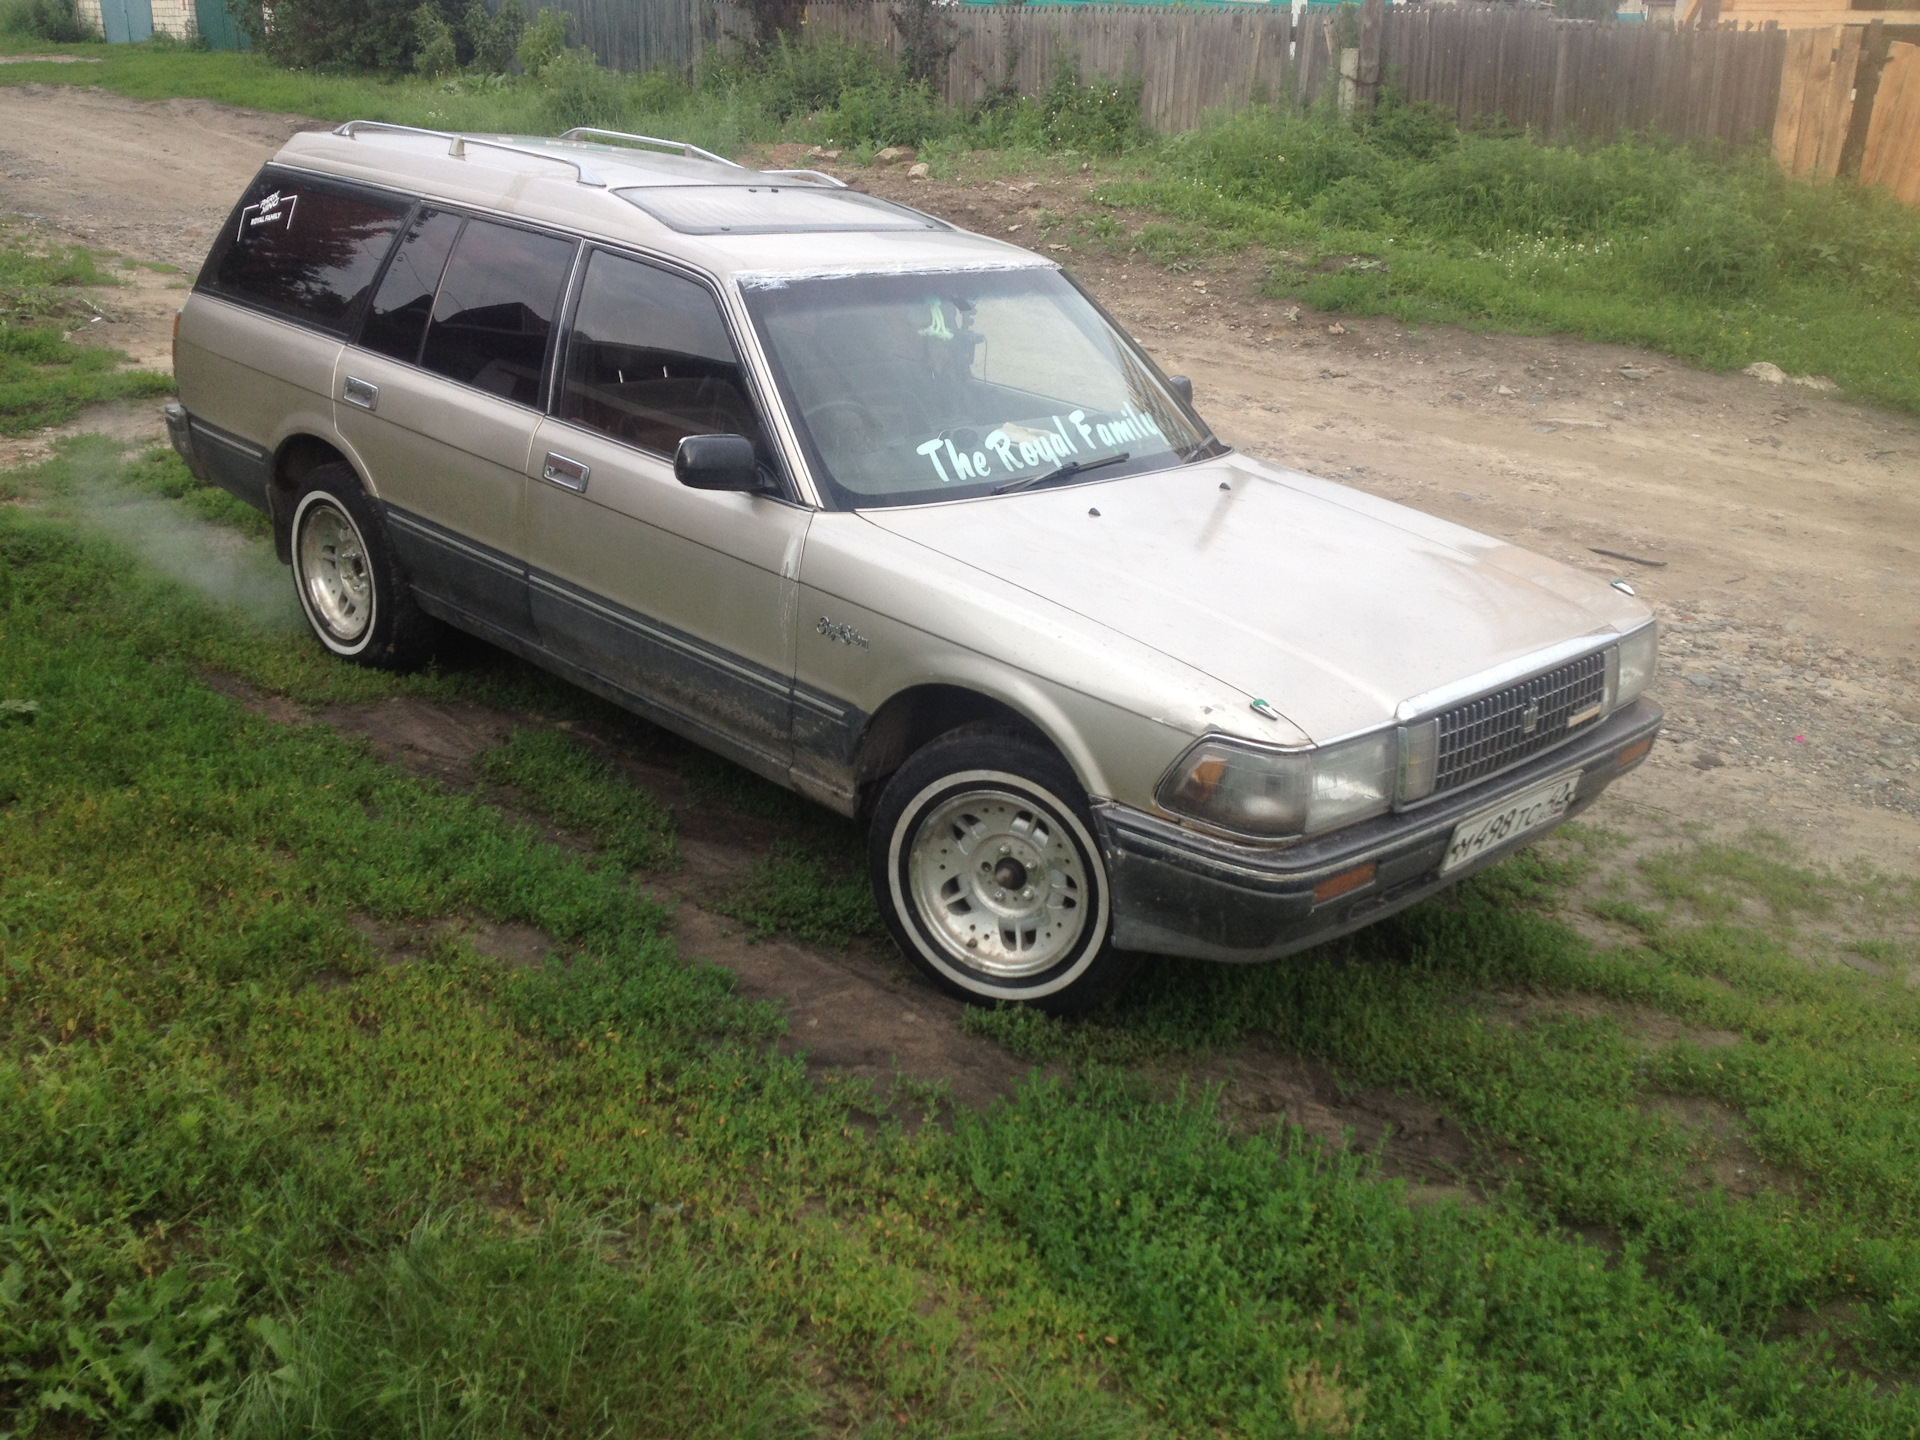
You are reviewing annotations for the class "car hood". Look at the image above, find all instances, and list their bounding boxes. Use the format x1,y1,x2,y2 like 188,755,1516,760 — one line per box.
858,454,1651,743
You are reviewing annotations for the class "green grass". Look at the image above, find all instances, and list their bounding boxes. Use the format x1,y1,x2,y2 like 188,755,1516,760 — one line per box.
1085,98,1920,413
0,227,172,435
711,838,885,948
7,442,1920,1436
476,724,679,872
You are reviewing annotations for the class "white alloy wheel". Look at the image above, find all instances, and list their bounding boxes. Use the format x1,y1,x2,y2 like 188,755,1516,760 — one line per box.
293,491,376,654
884,765,1111,1002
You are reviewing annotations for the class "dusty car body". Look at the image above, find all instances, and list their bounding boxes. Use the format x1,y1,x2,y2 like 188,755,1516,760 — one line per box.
169,123,1662,1010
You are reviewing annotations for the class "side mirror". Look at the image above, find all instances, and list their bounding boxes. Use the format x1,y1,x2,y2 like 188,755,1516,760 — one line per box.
1167,375,1194,406
674,433,761,492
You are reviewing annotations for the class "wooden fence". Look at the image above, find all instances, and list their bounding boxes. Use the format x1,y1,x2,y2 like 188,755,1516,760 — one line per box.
540,1,1915,210
800,3,1296,135
514,0,716,73
797,3,1789,147
1774,21,1920,202
1357,6,1787,145
1860,41,1920,204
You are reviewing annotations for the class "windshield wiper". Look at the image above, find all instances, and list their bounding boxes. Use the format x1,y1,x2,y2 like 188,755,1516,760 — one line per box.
992,451,1130,496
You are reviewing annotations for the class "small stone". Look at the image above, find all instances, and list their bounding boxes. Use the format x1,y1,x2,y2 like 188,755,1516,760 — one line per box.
1620,367,1656,380
1327,322,1347,335
872,146,913,165
1685,673,1716,689
1742,361,1788,384
1496,384,1516,396
907,161,930,180
1791,374,1838,392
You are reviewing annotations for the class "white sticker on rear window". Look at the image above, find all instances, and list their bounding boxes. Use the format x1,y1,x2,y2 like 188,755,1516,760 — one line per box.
238,189,298,239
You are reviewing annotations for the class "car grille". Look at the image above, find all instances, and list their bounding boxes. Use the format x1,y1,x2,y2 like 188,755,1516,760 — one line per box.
1433,650,1609,794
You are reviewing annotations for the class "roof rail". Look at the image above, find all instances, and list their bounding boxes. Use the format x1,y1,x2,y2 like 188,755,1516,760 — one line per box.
559,127,743,170
332,120,608,188
760,168,850,189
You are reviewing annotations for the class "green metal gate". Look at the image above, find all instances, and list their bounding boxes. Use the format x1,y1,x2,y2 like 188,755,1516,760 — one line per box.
193,0,251,48
98,0,153,43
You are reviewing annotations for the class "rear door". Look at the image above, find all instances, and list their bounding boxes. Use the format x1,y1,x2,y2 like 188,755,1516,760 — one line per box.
524,248,808,779
177,167,410,517
335,211,577,643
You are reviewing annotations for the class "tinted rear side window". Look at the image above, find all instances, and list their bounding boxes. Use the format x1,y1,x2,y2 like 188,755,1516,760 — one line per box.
200,168,409,334
360,208,464,364
558,250,766,459
419,219,576,407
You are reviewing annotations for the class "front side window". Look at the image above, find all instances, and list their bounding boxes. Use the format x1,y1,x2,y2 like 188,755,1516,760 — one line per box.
740,266,1210,509
419,219,576,407
558,249,769,461
199,167,409,334
359,208,464,364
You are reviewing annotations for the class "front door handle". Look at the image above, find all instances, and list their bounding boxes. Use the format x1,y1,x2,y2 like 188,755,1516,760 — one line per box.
341,375,379,411
542,452,590,493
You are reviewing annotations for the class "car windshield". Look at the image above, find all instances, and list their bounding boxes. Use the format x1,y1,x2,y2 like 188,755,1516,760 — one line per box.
739,266,1212,509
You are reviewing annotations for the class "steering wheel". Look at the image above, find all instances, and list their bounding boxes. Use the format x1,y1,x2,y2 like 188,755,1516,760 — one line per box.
807,399,883,452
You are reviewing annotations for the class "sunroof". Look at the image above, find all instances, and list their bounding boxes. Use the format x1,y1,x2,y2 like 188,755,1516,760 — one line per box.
617,184,942,235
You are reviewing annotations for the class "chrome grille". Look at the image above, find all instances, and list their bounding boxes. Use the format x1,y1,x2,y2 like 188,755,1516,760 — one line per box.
1433,650,1608,794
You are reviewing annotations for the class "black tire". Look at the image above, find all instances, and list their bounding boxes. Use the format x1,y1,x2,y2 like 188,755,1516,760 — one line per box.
868,726,1144,1014
288,463,437,670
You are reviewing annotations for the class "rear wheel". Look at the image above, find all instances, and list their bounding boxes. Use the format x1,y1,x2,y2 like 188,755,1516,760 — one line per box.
289,463,437,669
869,728,1143,1013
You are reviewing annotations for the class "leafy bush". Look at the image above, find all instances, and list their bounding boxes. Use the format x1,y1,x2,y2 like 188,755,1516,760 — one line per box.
0,0,92,41
1027,58,1144,155
514,2,566,76
244,0,419,71
411,1,456,77
462,0,521,73
538,46,628,130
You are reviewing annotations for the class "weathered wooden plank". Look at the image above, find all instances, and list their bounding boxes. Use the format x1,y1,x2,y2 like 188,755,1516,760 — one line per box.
1774,28,1817,172
1861,41,1920,202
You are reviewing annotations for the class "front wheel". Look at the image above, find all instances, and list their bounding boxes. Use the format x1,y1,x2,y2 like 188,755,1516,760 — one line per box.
868,728,1143,1013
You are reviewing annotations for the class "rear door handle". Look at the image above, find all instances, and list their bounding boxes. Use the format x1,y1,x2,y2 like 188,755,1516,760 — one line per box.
341,375,379,411
541,452,589,493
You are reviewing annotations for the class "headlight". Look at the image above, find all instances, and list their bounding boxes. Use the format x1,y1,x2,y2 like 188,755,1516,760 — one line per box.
1614,623,1657,707
1157,729,1397,840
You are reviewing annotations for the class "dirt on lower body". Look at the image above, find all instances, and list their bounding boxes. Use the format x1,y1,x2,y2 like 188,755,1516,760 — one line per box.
7,91,1917,1179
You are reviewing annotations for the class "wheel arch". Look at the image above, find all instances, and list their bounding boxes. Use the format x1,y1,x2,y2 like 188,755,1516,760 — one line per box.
849,679,1105,821
268,433,357,564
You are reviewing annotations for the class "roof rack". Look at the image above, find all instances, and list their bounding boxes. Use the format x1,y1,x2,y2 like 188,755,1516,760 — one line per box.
332,120,608,187
559,127,743,170
760,168,850,189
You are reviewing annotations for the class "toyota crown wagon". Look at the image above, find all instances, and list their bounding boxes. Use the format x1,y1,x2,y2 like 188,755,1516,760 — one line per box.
168,122,1662,1011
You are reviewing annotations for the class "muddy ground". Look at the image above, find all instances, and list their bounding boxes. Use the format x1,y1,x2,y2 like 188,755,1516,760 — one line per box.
4,88,1916,1189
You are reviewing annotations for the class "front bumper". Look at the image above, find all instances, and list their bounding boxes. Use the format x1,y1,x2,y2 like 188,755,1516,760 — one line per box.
1093,698,1662,963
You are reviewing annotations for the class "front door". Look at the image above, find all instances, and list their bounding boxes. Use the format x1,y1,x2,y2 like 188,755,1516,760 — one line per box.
336,210,577,643
525,247,806,779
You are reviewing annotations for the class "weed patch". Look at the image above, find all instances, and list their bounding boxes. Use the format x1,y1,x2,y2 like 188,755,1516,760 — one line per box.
476,723,679,872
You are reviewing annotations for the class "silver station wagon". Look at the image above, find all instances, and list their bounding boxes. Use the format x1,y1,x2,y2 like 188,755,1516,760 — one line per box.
169,123,1662,1011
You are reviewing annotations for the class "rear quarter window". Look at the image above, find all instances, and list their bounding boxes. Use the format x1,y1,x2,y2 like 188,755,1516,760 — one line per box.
198,167,411,335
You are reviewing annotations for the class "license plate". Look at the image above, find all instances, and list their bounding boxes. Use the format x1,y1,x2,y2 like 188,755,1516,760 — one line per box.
1440,771,1581,875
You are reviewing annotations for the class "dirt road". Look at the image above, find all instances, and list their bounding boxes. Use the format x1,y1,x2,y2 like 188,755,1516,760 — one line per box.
3,87,1914,879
